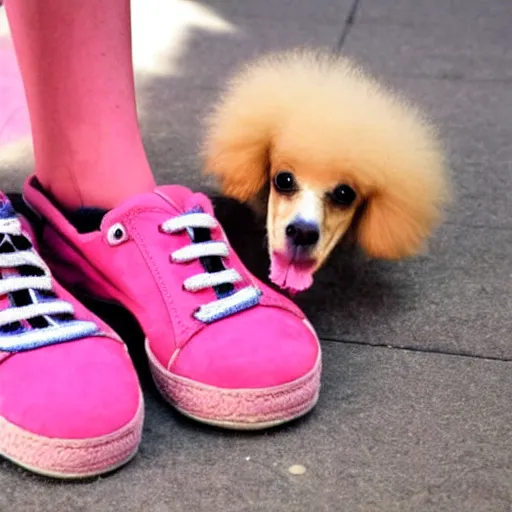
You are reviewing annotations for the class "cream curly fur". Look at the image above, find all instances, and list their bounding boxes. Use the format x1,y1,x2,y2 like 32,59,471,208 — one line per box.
203,48,449,264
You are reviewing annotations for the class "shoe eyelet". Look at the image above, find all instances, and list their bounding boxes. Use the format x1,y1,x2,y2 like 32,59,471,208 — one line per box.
107,223,128,246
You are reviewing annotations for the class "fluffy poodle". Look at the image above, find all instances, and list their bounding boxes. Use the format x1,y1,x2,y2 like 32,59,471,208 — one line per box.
203,49,449,293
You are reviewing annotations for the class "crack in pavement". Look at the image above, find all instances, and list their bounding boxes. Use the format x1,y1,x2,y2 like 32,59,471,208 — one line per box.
320,337,512,363
335,0,361,52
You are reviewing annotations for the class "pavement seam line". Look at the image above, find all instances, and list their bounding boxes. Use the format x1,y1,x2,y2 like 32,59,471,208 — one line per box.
320,337,512,362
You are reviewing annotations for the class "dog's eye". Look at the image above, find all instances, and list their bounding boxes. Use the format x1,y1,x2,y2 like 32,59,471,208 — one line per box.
273,171,297,193
331,185,356,206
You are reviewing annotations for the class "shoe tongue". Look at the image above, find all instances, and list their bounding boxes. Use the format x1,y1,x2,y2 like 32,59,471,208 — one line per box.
154,185,215,216
0,194,16,219
0,194,39,243
100,186,216,230
0,194,35,244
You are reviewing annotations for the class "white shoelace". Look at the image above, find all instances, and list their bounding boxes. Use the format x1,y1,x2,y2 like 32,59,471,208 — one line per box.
160,212,261,323
0,215,99,352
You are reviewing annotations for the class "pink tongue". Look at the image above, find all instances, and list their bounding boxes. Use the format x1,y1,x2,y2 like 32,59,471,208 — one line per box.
269,252,314,294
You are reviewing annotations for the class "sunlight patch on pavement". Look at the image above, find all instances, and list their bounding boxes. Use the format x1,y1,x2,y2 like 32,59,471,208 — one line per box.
0,9,9,38
131,0,236,77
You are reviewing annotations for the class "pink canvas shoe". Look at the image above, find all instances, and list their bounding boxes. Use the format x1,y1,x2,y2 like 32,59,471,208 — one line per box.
23,177,321,430
0,195,143,478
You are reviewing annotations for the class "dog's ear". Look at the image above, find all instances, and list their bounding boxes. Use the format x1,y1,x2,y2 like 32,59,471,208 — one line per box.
203,120,271,203
357,172,448,260
202,59,284,203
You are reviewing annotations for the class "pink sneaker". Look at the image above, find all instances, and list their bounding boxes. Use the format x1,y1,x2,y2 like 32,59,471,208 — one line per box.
24,177,321,429
0,195,143,479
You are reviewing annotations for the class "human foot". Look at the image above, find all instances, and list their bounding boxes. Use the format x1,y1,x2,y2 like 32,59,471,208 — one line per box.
24,177,321,429
0,195,143,478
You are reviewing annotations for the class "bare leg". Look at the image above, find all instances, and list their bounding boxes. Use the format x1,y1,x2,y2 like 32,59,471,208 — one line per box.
5,0,155,209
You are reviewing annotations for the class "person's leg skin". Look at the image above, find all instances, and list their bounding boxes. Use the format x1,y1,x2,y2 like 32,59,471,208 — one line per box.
5,0,155,210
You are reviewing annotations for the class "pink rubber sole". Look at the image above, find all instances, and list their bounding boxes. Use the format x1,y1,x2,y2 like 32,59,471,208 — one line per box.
146,334,322,430
0,393,144,479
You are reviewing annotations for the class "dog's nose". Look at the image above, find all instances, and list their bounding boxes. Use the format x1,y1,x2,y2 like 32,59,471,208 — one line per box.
286,220,320,247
